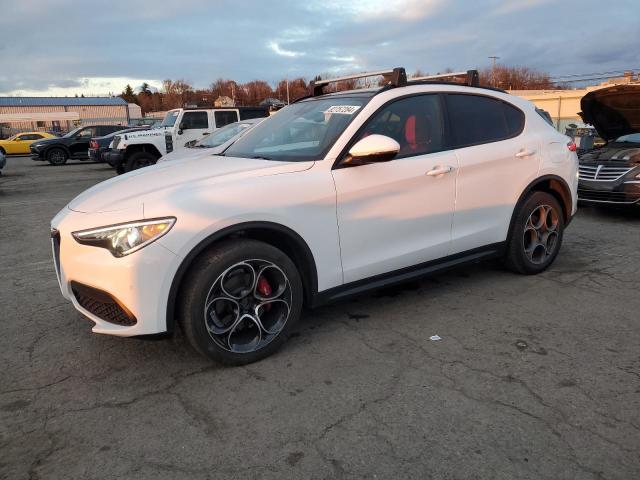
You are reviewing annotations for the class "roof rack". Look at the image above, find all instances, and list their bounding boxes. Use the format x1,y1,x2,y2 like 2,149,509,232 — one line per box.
409,70,480,87
309,68,407,96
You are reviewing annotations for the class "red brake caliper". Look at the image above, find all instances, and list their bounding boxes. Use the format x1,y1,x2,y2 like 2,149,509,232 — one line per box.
257,276,272,310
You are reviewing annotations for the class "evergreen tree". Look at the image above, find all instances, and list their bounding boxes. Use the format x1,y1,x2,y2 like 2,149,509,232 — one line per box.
120,84,136,103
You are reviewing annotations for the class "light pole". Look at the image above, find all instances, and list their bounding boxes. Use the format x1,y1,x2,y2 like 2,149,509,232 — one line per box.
488,56,500,87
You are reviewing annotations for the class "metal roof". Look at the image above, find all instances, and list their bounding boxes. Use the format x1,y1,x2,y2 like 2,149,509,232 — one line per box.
0,97,128,107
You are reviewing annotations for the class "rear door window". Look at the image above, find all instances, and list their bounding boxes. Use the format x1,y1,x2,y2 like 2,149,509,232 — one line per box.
181,112,209,130
214,111,239,128
446,94,524,147
101,126,123,135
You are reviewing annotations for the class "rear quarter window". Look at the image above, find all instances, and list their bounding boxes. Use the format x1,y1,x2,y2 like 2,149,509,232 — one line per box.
446,94,524,147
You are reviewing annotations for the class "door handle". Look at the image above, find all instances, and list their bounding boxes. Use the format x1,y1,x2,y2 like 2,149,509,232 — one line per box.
426,165,454,176
203,132,210,135
515,149,536,158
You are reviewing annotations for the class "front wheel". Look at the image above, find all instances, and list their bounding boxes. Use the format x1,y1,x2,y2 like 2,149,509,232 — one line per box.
178,239,303,365
125,151,157,172
47,148,68,165
505,191,564,275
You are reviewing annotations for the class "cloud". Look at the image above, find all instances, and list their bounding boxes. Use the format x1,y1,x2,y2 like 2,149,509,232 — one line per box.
268,42,306,58
491,0,553,15
0,0,638,95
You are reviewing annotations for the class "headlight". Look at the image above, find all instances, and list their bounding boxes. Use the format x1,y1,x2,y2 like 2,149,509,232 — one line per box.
72,217,176,257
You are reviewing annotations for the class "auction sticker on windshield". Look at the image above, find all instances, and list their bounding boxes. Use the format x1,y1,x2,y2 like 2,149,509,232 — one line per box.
325,105,361,115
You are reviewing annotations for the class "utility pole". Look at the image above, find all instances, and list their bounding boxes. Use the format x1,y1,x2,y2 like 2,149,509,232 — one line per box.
488,56,500,87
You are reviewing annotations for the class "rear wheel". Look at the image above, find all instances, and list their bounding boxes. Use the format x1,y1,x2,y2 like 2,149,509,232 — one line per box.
0,147,5,155
178,239,303,365
47,148,68,165
125,151,157,172
505,191,564,274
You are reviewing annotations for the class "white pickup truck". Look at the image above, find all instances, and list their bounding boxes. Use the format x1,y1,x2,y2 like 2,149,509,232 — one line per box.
105,106,269,172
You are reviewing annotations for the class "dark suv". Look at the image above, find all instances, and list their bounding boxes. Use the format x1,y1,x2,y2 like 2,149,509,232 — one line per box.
578,85,640,207
30,125,126,165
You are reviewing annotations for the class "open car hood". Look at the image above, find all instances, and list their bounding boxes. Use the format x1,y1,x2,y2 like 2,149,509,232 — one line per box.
580,85,640,141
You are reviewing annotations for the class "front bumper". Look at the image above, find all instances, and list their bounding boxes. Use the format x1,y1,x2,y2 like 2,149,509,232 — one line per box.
578,175,640,205
104,150,124,168
30,148,45,161
51,207,181,336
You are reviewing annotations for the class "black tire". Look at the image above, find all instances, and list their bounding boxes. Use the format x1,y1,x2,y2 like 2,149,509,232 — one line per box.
115,164,125,175
0,147,5,155
178,239,303,365
47,148,68,165
125,151,157,172
505,191,564,275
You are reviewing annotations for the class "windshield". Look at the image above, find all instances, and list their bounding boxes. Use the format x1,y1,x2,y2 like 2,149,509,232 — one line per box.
195,122,253,148
615,133,640,143
224,97,368,161
161,110,180,127
63,127,83,138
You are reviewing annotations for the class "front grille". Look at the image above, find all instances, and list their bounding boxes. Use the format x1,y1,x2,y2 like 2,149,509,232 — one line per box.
578,165,632,181
112,136,121,149
578,188,640,204
165,133,173,153
71,281,137,326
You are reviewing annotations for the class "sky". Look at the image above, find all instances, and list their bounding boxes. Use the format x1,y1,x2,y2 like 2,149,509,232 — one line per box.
0,0,638,96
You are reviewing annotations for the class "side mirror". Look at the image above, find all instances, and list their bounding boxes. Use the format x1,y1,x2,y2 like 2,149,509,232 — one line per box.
343,134,400,166
178,122,186,135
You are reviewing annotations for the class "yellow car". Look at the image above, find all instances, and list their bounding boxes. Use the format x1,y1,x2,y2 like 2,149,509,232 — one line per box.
0,132,56,155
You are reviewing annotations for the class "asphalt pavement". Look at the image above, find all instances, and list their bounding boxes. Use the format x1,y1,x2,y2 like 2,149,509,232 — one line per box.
1,155,639,479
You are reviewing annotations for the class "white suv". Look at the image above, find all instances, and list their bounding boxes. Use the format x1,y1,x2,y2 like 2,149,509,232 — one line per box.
51,68,578,364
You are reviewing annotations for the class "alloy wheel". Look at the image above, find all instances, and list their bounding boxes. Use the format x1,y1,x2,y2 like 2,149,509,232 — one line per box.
49,150,66,164
522,204,559,264
203,259,292,353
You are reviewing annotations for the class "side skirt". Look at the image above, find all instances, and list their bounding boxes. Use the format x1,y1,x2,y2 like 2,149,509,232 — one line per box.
311,242,506,307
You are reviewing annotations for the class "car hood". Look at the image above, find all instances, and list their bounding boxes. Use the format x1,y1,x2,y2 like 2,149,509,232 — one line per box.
67,155,313,213
157,146,222,163
580,85,640,140
118,128,166,142
31,137,61,147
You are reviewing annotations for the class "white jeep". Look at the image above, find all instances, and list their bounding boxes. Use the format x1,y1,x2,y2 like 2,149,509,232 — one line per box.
106,107,269,173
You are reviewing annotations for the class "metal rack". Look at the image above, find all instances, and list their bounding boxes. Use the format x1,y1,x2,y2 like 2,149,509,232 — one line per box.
309,68,407,96
409,70,480,87
308,68,480,96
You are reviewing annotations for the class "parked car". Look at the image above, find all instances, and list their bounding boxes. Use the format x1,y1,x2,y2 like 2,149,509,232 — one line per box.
157,118,263,164
0,132,56,155
577,85,640,207
0,150,6,175
104,106,269,172
30,125,126,165
51,67,577,365
89,127,150,164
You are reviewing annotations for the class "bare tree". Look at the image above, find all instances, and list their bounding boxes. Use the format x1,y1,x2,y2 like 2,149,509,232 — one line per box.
478,65,556,90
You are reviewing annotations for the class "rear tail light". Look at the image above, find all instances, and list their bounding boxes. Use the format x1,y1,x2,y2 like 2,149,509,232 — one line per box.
567,141,577,152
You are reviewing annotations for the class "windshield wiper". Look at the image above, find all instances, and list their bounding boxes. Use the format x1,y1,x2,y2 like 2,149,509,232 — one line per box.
251,155,273,160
